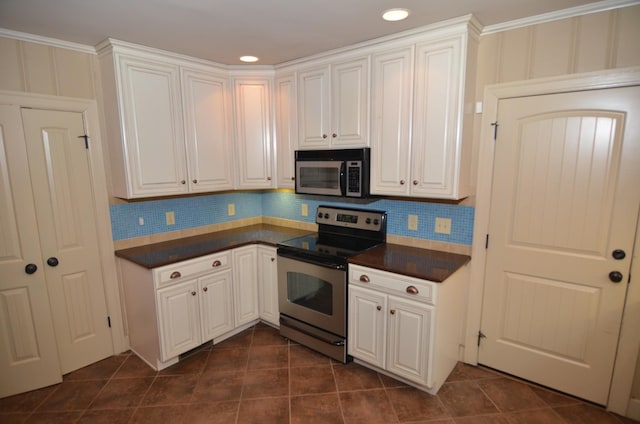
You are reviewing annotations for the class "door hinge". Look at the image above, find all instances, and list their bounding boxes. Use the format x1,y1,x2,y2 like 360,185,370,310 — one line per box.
477,330,486,346
491,121,499,140
485,234,489,249
107,316,111,328
78,134,89,149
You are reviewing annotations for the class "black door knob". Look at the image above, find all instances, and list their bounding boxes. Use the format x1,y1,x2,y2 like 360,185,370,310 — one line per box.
47,257,59,267
609,271,623,283
612,250,626,260
25,263,38,274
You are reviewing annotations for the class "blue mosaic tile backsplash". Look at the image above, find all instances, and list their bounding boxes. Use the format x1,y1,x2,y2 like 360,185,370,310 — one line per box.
110,191,474,245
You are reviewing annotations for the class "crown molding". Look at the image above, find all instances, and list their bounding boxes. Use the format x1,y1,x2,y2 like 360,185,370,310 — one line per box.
482,0,640,35
0,27,96,54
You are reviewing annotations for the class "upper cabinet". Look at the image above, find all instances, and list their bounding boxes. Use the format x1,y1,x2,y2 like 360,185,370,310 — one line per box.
369,22,479,200
297,56,370,149
274,73,297,188
232,77,274,189
98,42,234,198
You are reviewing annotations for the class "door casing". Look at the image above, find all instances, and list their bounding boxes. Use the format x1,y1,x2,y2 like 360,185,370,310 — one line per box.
465,66,640,415
0,90,128,357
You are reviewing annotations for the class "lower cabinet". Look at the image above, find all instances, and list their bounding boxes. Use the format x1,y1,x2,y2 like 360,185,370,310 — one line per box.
257,246,279,326
348,264,467,394
119,246,263,370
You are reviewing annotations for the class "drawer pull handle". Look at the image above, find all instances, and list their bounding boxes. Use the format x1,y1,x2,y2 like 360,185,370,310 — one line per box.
203,287,208,292
406,285,419,295
170,271,181,279
359,275,370,283
376,305,382,311
212,260,222,267
191,291,196,296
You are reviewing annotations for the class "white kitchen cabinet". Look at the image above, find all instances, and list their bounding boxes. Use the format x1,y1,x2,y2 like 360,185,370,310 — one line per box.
370,26,478,200
232,245,260,326
274,73,297,188
181,66,234,192
348,263,467,394
257,245,279,326
157,279,201,360
198,268,235,341
98,42,235,198
297,56,369,149
233,77,275,189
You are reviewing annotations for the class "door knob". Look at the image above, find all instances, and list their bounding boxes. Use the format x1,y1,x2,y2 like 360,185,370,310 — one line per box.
25,263,38,274
609,271,624,283
612,249,626,260
47,257,59,267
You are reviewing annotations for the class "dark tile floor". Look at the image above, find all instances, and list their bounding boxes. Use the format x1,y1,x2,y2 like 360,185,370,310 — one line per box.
0,323,637,423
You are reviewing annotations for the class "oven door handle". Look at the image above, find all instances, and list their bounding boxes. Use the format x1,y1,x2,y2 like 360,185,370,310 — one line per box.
280,316,345,346
277,249,346,270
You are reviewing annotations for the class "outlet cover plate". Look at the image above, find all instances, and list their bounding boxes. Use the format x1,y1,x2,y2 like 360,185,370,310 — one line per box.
435,217,451,234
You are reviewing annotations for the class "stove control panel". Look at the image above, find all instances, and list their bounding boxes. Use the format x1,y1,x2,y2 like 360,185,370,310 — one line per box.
316,205,386,232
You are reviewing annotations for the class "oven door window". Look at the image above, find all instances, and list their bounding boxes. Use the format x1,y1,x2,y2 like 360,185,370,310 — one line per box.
286,272,333,316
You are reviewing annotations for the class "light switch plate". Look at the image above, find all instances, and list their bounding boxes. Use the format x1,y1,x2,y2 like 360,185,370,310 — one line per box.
165,211,175,226
435,217,451,234
228,203,235,216
408,214,418,231
301,203,308,217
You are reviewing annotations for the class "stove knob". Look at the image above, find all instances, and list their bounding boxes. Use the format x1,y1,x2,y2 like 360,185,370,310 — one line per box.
373,219,380,225
365,218,372,224
324,213,330,219
318,212,323,218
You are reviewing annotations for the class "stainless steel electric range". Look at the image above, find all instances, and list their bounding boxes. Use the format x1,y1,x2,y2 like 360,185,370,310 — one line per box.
277,205,387,362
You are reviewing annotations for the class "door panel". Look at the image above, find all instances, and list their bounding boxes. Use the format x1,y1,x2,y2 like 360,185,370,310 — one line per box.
21,109,112,374
0,105,61,397
479,86,640,404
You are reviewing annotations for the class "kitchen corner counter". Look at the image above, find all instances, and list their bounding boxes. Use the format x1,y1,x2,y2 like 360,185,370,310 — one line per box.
114,224,312,268
349,243,470,282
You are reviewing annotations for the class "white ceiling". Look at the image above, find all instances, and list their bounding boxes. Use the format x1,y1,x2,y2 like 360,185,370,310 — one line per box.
0,0,622,65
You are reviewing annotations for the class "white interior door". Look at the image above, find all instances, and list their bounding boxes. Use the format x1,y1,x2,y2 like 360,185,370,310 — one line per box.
21,109,113,374
479,86,640,405
0,106,62,397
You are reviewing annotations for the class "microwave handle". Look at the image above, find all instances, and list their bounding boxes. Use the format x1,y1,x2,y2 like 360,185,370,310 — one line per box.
339,161,346,196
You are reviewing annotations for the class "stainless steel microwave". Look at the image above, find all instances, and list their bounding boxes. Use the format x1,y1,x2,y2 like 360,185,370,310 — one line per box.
295,148,371,198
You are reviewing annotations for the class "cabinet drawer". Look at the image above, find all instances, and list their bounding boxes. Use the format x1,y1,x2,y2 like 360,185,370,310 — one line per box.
349,265,436,305
154,251,231,288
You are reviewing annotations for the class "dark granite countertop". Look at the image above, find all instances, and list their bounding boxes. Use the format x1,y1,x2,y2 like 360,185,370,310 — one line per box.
115,224,312,269
349,243,470,282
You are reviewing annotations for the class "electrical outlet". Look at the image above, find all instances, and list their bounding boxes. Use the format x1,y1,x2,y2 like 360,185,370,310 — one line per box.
138,217,144,226
301,203,308,217
408,215,418,231
165,211,175,226
228,203,235,216
435,217,451,235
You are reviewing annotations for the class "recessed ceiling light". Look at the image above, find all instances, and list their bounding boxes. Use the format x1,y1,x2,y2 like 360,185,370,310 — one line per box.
382,8,410,22
240,55,259,63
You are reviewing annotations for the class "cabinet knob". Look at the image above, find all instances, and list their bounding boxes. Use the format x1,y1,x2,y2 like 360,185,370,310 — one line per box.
170,271,181,279
400,180,405,185
181,180,186,185
332,133,337,138
390,309,396,315
291,177,295,181
412,180,418,186
271,257,275,262
406,285,419,295
267,176,272,181
191,291,196,296
212,260,222,267
376,305,382,311
192,179,198,184
359,275,370,283
203,287,208,292
322,134,328,139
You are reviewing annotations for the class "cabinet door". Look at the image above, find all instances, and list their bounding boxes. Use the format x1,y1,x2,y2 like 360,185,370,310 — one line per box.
232,246,260,326
348,286,387,368
233,78,274,188
257,246,279,326
157,280,201,360
411,36,463,199
274,74,297,188
331,56,370,147
386,295,433,386
297,65,331,148
181,68,234,192
199,269,234,341
370,47,414,196
117,55,188,197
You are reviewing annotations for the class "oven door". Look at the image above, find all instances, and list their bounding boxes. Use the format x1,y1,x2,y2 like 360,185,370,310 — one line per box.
295,160,345,196
277,254,346,337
